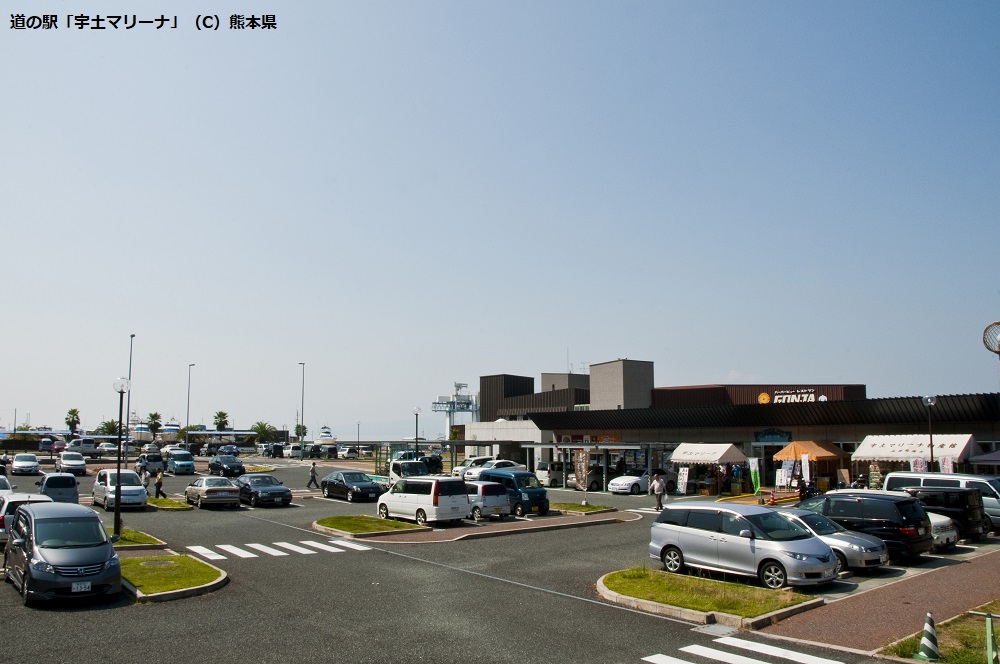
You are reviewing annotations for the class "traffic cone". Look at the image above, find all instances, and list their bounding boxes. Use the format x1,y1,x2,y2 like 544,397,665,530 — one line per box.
768,490,775,506
987,613,999,664
913,612,939,661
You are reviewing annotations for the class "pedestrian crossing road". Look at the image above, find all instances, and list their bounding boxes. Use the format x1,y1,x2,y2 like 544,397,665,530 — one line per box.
643,636,846,664
628,507,664,515
187,539,371,560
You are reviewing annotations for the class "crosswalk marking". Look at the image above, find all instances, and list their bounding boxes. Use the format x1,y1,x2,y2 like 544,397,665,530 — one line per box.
245,543,289,556
300,541,345,553
681,644,765,664
713,638,843,664
216,545,258,558
187,545,226,560
642,655,695,664
273,541,318,555
333,540,372,551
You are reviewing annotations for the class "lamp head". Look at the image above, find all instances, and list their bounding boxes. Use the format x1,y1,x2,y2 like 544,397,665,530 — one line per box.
113,378,131,394
922,396,937,407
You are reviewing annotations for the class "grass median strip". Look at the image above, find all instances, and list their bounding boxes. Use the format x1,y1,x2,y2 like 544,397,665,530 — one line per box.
550,502,611,513
881,600,1000,664
316,515,423,533
111,527,160,545
603,567,813,617
121,555,222,594
148,496,189,509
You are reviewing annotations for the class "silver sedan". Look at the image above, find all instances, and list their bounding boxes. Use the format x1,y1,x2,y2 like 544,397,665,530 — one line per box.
776,508,889,574
184,477,241,509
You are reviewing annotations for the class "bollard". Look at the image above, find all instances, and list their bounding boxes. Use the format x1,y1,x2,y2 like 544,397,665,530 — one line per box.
913,612,939,662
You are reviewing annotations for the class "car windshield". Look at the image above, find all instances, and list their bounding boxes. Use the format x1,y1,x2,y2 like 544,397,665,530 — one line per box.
206,478,234,487
108,472,142,487
516,475,542,489
172,452,193,462
0,477,11,490
744,511,813,541
35,517,108,548
61,453,85,461
217,455,238,464
250,476,280,486
791,511,844,535
342,473,370,483
14,455,36,462
45,476,76,488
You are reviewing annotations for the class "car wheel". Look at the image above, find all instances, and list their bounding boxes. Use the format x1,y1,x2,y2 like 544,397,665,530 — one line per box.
666,481,676,493
322,486,331,498
250,494,259,507
834,551,848,575
378,504,389,520
415,510,427,526
538,507,549,516
197,496,205,509
588,481,600,492
104,499,113,512
661,547,684,573
759,561,787,589
472,506,483,521
20,568,32,606
514,503,526,518
629,484,640,495
347,490,354,503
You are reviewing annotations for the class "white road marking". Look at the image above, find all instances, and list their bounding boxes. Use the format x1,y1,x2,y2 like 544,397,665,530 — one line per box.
681,644,766,664
642,655,696,664
244,543,289,556
187,546,226,560
332,540,371,551
216,545,258,558
273,541,317,554
714,637,844,664
299,541,344,553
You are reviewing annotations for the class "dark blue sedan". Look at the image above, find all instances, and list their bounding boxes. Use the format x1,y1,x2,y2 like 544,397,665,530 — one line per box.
320,471,385,502
208,455,245,477
233,473,292,507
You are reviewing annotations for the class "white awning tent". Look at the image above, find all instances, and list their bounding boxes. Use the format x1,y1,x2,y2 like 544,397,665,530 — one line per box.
668,443,747,465
852,434,978,463
969,449,1000,465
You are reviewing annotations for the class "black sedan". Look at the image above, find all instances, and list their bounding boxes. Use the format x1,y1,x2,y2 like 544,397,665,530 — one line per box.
208,455,246,477
233,473,293,507
419,455,443,474
320,471,385,502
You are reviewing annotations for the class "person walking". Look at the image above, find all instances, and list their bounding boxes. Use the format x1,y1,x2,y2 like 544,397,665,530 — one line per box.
307,462,320,489
649,471,666,511
154,469,167,499
0,453,7,476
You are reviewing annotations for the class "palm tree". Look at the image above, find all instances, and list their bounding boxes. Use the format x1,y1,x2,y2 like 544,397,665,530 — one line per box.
249,421,277,445
147,413,162,440
94,420,119,436
294,423,308,440
65,409,81,437
213,411,229,431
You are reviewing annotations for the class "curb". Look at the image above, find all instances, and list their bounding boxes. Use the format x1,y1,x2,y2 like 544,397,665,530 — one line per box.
555,507,618,516
311,522,432,539
123,555,228,603
596,573,826,629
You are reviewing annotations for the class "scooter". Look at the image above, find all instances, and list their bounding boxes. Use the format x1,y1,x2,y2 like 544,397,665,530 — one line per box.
850,475,868,489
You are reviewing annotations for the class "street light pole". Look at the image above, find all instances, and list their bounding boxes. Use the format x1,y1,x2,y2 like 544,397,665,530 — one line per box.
413,407,421,456
299,362,305,458
923,396,937,471
112,378,131,536
186,364,195,448
357,421,360,443
125,333,135,463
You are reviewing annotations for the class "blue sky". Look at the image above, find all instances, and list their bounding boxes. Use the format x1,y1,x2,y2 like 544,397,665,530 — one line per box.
2,1,998,439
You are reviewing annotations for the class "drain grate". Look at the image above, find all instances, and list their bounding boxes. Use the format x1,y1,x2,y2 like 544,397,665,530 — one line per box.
691,623,738,636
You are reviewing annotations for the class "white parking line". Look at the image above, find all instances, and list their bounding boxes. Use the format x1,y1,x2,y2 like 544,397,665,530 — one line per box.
300,541,344,553
244,543,289,556
714,637,844,664
216,545,258,558
273,541,317,554
680,644,765,664
332,540,371,551
187,546,226,560
642,655,695,664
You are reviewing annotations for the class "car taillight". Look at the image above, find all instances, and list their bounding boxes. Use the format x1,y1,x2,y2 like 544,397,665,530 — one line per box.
0,516,4,528
432,482,439,506
900,526,918,536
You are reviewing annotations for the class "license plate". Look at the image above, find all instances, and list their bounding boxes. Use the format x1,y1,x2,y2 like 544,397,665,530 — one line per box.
823,567,835,577
368,493,376,498
918,527,926,535
71,582,91,593
531,505,538,512
880,553,888,563
492,508,501,514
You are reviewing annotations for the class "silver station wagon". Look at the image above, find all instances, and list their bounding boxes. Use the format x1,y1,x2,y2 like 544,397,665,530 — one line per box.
648,501,838,589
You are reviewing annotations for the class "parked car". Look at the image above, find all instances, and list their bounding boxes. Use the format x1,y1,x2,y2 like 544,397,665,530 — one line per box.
465,480,510,521
893,486,986,542
184,477,240,509
320,471,384,502
377,476,469,526
166,451,196,475
91,469,148,511
233,473,293,507
774,508,889,574
418,455,443,474
929,512,959,551
884,471,1000,534
11,454,40,476
452,456,494,478
161,444,187,457
535,461,565,487
797,490,933,560
96,442,120,456
649,502,838,589
341,447,359,459
567,465,620,492
54,452,88,476
464,459,526,481
134,453,165,474
320,444,339,459
52,439,67,454
207,455,245,477
608,468,678,495
37,438,54,452
141,443,160,454
388,460,429,484
0,493,53,543
0,476,16,497
218,445,240,457
478,469,549,517
35,473,79,504
4,501,121,605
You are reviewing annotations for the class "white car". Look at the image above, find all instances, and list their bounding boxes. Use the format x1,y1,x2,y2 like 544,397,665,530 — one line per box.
11,454,40,475
91,469,148,511
0,476,16,497
463,459,526,481
96,442,135,455
452,456,494,478
54,452,88,476
929,513,959,552
608,469,679,495
465,481,511,521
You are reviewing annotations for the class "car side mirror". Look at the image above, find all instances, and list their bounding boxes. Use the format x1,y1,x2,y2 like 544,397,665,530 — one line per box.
110,534,120,543
35,481,40,486
12,538,25,548
739,529,754,539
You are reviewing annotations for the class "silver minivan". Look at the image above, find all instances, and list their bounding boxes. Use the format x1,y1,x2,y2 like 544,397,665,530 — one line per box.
882,472,1000,532
648,502,838,589
36,473,79,504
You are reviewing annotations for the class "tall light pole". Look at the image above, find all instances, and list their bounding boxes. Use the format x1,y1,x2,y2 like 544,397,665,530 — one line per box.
357,421,360,443
299,362,305,458
413,407,421,456
186,364,195,448
112,378,131,536
923,396,937,471
125,334,135,462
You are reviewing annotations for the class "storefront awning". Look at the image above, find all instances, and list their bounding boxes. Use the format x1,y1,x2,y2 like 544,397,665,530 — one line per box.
969,449,1000,465
668,443,747,465
773,440,849,462
852,434,978,463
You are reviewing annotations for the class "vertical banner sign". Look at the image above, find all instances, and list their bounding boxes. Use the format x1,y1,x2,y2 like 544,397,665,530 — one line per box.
574,450,588,491
941,456,955,474
801,454,811,484
775,468,788,490
748,457,761,495
676,467,689,496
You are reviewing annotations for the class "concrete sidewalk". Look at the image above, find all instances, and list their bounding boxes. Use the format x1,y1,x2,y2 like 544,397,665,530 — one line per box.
761,548,1000,652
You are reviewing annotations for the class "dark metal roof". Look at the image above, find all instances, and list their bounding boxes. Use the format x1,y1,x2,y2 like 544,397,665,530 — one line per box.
527,394,1000,431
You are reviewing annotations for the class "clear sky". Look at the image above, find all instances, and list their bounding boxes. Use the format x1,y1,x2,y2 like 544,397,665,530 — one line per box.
2,1,998,439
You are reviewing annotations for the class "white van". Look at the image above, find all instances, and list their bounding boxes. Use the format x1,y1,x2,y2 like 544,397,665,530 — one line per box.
882,471,1000,531
464,480,511,521
389,460,429,484
376,476,469,526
